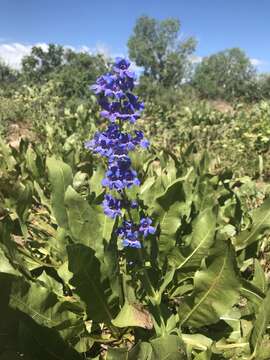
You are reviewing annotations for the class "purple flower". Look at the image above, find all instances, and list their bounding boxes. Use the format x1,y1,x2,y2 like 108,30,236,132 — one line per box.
86,57,154,249
130,200,138,209
113,57,136,80
139,217,156,237
102,194,122,219
102,159,140,190
133,130,150,148
117,220,141,248
90,74,115,94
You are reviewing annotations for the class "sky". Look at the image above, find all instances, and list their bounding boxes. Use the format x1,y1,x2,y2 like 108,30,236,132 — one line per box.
0,0,269,72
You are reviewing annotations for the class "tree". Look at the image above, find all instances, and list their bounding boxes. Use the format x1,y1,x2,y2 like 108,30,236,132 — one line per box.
21,44,65,83
21,44,107,101
128,16,196,88
0,60,18,92
192,48,256,101
258,73,270,99
53,50,107,100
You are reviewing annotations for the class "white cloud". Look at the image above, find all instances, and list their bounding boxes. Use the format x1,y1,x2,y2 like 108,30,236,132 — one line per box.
0,42,113,69
0,42,49,69
190,55,202,64
250,58,265,67
0,42,143,77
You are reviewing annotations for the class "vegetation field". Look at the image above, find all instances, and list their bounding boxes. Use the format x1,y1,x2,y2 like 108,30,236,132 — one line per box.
1,15,270,360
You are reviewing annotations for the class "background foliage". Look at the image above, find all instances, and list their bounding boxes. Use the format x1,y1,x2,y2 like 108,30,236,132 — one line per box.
0,14,270,360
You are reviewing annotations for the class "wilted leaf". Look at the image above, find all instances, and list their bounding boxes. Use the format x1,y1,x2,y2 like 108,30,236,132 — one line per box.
112,302,153,329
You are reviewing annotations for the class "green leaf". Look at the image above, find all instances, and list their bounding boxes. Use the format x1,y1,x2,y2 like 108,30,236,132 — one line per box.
250,289,270,357
240,279,264,310
67,244,114,323
252,259,267,294
18,317,82,360
128,341,152,360
129,335,186,360
155,268,176,304
150,335,186,360
153,178,188,255
234,197,270,250
106,347,128,360
179,244,240,328
112,302,153,329
89,166,105,198
0,246,20,276
64,186,102,253
182,333,213,351
25,145,39,178
46,157,73,228
169,208,217,269
9,279,79,329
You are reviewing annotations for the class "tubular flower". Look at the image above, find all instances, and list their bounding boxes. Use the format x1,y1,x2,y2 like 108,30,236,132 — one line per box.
85,57,155,248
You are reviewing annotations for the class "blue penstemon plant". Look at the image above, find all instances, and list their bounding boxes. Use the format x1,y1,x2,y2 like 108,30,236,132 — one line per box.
85,57,156,249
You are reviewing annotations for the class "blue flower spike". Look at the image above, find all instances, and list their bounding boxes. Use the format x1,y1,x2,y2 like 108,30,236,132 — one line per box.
85,57,155,249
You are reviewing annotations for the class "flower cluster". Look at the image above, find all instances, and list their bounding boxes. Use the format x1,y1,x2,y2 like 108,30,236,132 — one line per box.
86,57,155,249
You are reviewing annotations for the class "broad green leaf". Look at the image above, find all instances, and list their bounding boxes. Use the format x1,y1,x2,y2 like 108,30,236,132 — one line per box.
240,279,264,310
64,186,102,253
182,333,213,351
16,181,33,221
38,272,63,296
129,335,186,360
112,302,153,329
139,176,160,206
153,178,188,255
97,210,115,243
250,289,270,357
18,317,82,360
73,333,94,353
67,244,114,323
179,244,240,328
106,347,128,360
34,180,51,210
150,335,186,360
234,197,270,250
128,341,152,360
89,166,105,198
169,208,216,269
252,259,267,294
193,350,212,360
25,145,39,178
9,279,79,329
0,246,20,276
46,157,73,228
155,268,175,304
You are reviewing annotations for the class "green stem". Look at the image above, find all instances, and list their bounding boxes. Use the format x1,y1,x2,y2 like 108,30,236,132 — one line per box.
138,248,166,335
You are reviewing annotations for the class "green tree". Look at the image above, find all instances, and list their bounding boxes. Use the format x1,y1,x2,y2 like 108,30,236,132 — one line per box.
0,60,19,93
128,16,196,88
21,44,65,83
21,44,107,102
258,73,270,99
53,50,107,100
192,48,256,101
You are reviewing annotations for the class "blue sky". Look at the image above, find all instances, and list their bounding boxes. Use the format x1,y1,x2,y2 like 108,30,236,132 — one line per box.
0,0,269,72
